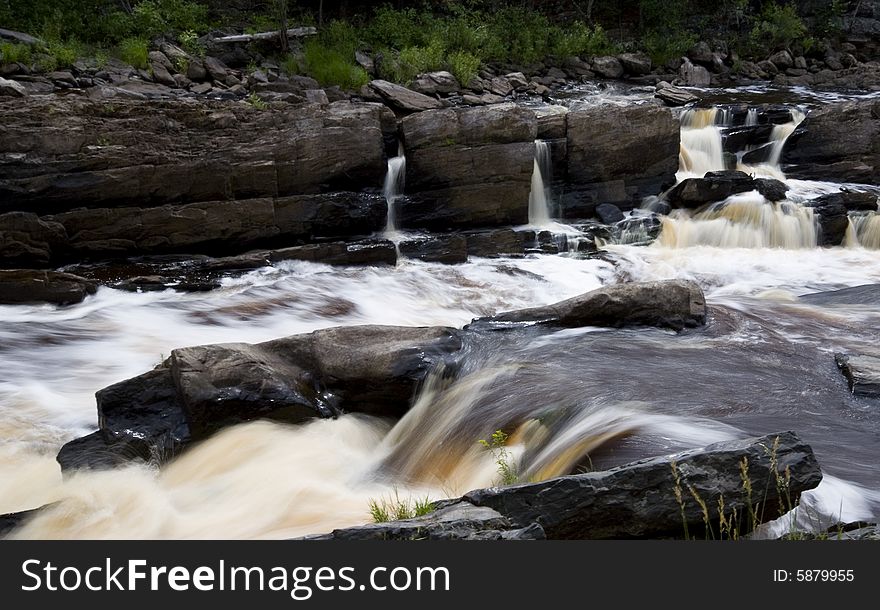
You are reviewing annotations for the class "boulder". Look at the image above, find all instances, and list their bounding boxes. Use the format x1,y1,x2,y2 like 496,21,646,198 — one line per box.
399,235,468,264
463,431,822,539
618,52,652,76
768,49,794,70
754,178,789,202
202,56,230,81
655,85,699,107
565,103,679,211
679,59,711,86
58,325,464,469
398,103,537,230
487,76,513,96
355,50,374,75
504,72,529,90
307,502,545,540
411,71,460,95
810,190,878,212
688,41,714,65
835,353,880,398
150,62,176,87
804,193,851,246
0,269,97,305
464,229,528,258
476,280,707,331
664,171,757,208
595,203,624,224
0,28,42,46
0,76,26,97
591,56,624,79
368,80,443,112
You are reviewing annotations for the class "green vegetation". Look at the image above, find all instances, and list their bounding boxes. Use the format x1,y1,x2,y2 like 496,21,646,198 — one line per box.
117,38,150,70
246,92,268,110
0,42,33,65
749,2,808,53
479,429,519,486
368,490,435,523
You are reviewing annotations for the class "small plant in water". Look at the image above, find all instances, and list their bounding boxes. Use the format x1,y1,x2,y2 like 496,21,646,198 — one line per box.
368,489,434,523
246,92,268,110
479,429,519,486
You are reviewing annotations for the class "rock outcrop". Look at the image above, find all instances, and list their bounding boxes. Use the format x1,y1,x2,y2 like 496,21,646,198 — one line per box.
0,269,97,305
835,353,880,398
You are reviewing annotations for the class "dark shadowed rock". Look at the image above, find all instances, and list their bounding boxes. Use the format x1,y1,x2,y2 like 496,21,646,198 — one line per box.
835,353,880,398
595,203,624,224
0,212,68,267
534,105,568,140
664,171,757,208
477,280,707,331
804,193,850,246
0,269,96,305
754,178,789,202
464,431,822,539
0,505,47,537
368,79,443,112
591,56,624,79
801,284,880,306
812,190,878,212
618,52,652,75
464,229,528,258
399,235,468,264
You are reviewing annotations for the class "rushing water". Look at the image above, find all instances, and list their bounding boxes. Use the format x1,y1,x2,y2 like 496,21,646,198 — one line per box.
2,90,880,539
382,142,406,236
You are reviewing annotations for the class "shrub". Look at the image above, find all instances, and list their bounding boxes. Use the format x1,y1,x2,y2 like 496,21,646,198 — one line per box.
365,6,425,50
179,30,204,58
280,53,302,76
0,42,32,65
368,490,434,523
46,39,83,69
117,37,149,70
644,30,698,66
749,2,807,53
479,429,519,486
396,38,446,82
303,40,369,90
448,50,481,86
246,92,268,110
552,22,615,58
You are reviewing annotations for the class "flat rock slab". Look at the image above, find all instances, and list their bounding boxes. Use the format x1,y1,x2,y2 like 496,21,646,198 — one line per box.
368,79,443,112
0,269,96,305
835,353,880,398
476,280,707,331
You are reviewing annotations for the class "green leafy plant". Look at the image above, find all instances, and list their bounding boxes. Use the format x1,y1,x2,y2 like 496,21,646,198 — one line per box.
0,42,32,65
749,2,807,53
116,37,149,70
368,489,435,523
448,50,481,87
178,30,204,58
246,92,268,110
303,40,369,90
479,429,519,486
552,22,615,58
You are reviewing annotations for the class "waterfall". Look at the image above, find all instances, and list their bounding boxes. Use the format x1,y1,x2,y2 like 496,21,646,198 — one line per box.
677,108,725,180
745,108,758,126
528,140,553,226
850,213,880,249
658,191,818,249
737,109,806,180
383,142,406,235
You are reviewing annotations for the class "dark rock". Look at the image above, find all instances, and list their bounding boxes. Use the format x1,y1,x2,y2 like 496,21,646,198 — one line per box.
835,353,880,398
150,62,176,87
811,190,878,212
399,235,468,264
618,52,652,76
0,269,96,305
368,79,443,112
0,76,26,97
688,41,714,64
0,212,68,267
59,325,464,468
679,59,711,86
801,284,880,306
769,49,794,70
0,28,42,46
411,71,460,95
464,229,528,258
664,171,756,208
595,203,624,224
505,72,529,90
0,505,46,536
783,100,880,183
566,103,679,209
615,215,663,245
591,56,624,79
487,76,513,96
754,178,789,202
655,85,699,107
722,124,774,152
269,240,397,266
535,105,567,140
306,502,540,540
804,194,851,246
477,280,707,331
203,56,230,81
464,431,822,539
398,103,536,230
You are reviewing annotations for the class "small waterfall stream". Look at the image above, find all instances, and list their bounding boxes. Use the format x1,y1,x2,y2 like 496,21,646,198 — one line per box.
528,140,554,226
383,142,406,235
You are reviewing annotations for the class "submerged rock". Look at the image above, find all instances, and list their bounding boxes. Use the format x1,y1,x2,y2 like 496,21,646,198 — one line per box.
463,431,821,539
399,235,468,264
0,269,96,305
477,280,707,331
835,353,880,398
595,203,625,224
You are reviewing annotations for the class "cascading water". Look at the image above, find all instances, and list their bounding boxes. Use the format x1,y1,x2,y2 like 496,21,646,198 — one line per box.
737,109,806,180
850,212,880,249
745,108,758,126
528,140,554,226
677,108,725,180
383,142,406,235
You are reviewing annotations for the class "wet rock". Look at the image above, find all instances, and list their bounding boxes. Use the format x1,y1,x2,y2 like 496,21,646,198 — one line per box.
399,235,468,264
0,212,68,267
591,56,624,79
368,79,443,112
478,280,707,331
0,505,46,536
398,103,536,230
812,190,878,212
505,72,529,90
464,229,528,258
595,203,624,224
566,103,679,211
0,269,96,305
411,71,460,95
664,170,757,208
801,284,880,306
306,502,544,540
59,325,464,468
535,105,568,140
269,240,397,266
618,52,652,76
655,85,699,107
804,193,851,246
835,353,880,398
0,76,26,97
463,431,822,539
754,178,789,202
